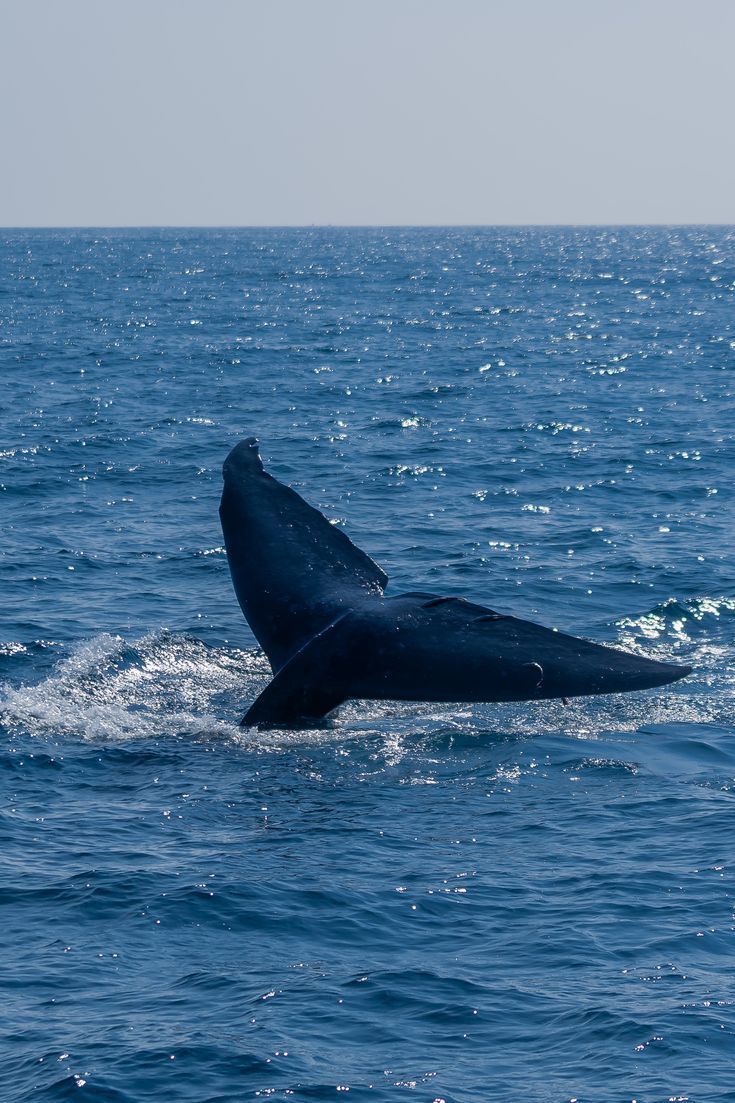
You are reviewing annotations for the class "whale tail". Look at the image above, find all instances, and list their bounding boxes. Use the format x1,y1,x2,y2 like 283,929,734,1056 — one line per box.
220,439,692,728
241,595,692,728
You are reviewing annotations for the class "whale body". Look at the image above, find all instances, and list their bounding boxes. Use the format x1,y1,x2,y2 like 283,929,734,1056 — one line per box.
219,438,692,727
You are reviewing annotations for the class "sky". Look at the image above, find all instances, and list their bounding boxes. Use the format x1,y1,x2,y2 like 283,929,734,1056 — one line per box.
1,0,734,226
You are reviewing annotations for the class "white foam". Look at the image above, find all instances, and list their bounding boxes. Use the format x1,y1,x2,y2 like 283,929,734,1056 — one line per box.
0,632,265,743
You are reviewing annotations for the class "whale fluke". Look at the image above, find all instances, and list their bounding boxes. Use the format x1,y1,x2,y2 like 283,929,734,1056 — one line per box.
220,437,386,672
219,439,692,728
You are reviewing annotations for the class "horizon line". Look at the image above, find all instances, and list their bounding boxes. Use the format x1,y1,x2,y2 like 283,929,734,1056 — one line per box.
2,221,735,232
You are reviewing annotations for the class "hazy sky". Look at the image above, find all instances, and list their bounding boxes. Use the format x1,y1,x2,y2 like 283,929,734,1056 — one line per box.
2,0,734,226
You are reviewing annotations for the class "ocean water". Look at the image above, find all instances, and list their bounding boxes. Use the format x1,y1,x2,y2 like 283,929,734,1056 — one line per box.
1,226,734,1103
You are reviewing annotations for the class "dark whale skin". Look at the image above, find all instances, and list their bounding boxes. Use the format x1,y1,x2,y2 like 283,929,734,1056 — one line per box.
219,438,692,727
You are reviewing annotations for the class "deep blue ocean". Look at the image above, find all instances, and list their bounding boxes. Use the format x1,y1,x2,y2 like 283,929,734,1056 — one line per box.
1,227,734,1102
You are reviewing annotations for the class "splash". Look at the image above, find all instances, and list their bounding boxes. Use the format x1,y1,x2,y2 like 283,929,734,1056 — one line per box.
616,596,735,685
618,596,735,645
0,632,263,743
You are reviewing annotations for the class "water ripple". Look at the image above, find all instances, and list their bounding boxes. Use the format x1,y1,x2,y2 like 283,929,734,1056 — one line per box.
2,227,735,1103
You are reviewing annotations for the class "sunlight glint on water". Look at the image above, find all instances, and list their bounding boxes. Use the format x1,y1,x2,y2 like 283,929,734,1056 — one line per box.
1,227,734,1103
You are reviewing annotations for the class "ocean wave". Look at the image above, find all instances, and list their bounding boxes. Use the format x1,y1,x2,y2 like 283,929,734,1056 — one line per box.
617,595,735,645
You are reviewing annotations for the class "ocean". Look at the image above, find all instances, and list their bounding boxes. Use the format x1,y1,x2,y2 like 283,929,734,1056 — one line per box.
1,226,734,1102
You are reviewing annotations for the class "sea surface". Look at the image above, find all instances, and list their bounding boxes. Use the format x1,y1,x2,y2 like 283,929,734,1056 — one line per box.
1,226,734,1103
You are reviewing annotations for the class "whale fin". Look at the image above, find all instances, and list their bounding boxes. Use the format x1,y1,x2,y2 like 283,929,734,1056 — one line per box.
220,439,692,727
336,594,692,706
243,612,353,727
220,438,387,671
241,594,691,727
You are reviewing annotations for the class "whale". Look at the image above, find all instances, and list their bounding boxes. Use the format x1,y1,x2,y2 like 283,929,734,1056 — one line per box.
219,438,692,728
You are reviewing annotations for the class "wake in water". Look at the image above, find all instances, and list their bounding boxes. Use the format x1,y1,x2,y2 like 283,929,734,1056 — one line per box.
1,596,731,750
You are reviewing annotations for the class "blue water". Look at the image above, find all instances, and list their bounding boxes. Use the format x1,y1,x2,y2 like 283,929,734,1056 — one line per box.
1,227,734,1103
